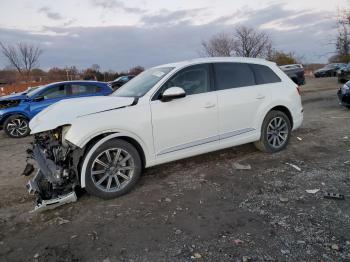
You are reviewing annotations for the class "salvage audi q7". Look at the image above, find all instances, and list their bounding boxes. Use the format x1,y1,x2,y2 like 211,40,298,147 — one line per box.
24,57,303,211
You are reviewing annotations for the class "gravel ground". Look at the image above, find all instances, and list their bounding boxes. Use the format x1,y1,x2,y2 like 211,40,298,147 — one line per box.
0,77,349,262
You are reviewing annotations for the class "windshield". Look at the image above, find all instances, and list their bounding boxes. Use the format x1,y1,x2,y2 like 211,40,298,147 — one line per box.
113,67,174,97
26,85,47,98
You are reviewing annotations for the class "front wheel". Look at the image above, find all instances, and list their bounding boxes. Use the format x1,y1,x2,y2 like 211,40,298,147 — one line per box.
3,115,30,138
254,110,291,153
84,139,142,199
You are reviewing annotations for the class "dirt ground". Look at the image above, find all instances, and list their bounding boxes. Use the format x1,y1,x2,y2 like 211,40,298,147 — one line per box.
0,77,349,262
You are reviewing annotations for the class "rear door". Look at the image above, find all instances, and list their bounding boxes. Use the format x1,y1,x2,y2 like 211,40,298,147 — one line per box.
213,62,269,142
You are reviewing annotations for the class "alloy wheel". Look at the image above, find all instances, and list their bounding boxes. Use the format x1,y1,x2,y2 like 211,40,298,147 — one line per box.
266,116,289,149
90,148,135,192
6,118,28,137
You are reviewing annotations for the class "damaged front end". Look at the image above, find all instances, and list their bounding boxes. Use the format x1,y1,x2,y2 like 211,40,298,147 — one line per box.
0,99,21,109
24,126,83,212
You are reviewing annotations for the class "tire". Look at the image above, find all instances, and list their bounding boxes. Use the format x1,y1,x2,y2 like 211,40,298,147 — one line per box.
254,110,291,153
3,114,30,138
84,139,142,199
346,106,350,109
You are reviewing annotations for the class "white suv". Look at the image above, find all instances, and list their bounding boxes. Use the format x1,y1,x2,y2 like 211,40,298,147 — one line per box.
26,57,303,208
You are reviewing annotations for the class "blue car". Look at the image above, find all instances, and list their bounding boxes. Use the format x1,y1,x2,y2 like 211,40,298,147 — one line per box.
0,81,113,138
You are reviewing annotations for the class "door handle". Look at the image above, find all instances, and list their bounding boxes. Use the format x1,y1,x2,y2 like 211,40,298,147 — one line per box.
204,102,216,109
256,94,265,100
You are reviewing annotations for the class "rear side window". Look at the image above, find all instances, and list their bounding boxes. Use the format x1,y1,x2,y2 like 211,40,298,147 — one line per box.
70,84,100,95
214,63,255,90
251,64,281,84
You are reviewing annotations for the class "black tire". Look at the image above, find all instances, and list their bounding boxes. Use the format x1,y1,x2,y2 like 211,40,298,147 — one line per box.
85,139,142,199
254,110,291,153
3,114,30,138
346,106,350,109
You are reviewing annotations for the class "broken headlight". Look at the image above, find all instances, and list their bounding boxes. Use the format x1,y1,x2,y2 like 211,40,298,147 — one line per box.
61,125,72,147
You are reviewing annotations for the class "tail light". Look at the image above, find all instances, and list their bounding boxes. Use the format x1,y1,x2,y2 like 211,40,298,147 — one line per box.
296,86,301,96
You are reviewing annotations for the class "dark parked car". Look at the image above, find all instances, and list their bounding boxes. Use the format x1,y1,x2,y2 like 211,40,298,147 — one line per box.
314,63,347,78
337,81,350,109
0,81,113,138
337,64,350,83
280,64,305,85
109,75,135,90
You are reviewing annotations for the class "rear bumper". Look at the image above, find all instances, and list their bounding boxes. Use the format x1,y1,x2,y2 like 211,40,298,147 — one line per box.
293,111,303,130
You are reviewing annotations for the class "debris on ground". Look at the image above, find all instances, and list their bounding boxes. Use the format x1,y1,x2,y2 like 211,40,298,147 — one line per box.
297,137,303,141
279,197,289,203
233,239,244,245
242,256,251,262
286,163,302,171
233,162,251,170
306,189,320,194
191,253,202,259
324,193,345,200
57,217,70,225
331,244,340,251
343,136,349,140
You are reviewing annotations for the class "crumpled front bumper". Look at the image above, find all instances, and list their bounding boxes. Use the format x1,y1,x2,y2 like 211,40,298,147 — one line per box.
25,144,78,212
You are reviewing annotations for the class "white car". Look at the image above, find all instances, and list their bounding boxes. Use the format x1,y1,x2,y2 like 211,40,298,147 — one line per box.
26,57,303,210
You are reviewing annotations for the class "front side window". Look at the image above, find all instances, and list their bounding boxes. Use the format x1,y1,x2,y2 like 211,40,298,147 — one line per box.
251,64,281,85
214,63,255,90
71,84,100,95
113,67,174,98
156,64,210,99
40,84,68,99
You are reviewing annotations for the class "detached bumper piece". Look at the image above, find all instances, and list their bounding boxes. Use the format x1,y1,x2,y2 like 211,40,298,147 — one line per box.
26,170,77,212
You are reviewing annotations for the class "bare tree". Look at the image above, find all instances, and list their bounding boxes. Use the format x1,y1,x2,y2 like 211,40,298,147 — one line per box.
0,42,43,81
332,8,350,62
200,26,272,58
200,33,235,57
128,65,145,75
233,26,272,58
91,64,101,72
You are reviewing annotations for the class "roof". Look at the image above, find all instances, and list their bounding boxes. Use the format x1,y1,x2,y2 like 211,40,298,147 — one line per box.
47,80,108,86
154,57,274,69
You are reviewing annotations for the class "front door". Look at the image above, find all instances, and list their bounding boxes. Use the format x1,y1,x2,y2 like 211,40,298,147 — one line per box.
29,84,70,117
150,64,219,156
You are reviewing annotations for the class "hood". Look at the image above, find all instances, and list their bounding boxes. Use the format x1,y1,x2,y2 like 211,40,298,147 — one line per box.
0,92,27,101
30,96,135,134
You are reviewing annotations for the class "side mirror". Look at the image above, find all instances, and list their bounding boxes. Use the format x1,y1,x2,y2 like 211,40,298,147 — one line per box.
161,87,186,102
32,96,44,102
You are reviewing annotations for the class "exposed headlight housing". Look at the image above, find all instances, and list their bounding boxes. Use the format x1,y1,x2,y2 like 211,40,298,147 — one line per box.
61,125,72,147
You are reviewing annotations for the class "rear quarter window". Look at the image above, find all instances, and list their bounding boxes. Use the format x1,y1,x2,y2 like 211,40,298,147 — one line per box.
214,63,255,90
71,84,101,95
251,64,281,85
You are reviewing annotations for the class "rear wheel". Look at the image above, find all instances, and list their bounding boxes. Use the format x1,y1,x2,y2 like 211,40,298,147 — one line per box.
254,110,291,153
3,115,30,138
85,139,142,199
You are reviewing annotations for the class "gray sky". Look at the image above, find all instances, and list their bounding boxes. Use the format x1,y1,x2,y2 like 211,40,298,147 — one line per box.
0,0,348,71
